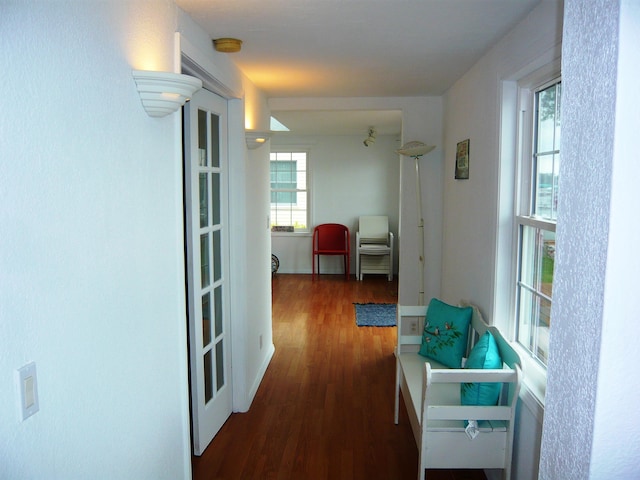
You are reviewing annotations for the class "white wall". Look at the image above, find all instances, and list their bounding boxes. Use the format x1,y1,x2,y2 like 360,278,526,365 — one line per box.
270,134,401,275
540,1,640,478
1,2,274,478
0,2,191,478
441,2,564,480
269,96,443,304
237,76,275,410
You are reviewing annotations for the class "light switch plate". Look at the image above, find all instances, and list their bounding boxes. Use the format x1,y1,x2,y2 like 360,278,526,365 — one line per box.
17,362,39,421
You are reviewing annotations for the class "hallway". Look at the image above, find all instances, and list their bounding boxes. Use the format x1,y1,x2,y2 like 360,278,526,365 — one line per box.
192,274,486,479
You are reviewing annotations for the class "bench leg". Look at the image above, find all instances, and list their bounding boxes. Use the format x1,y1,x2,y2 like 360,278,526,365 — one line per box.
418,449,426,480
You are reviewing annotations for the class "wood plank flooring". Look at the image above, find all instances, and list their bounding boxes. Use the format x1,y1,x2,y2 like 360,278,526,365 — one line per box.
192,274,486,480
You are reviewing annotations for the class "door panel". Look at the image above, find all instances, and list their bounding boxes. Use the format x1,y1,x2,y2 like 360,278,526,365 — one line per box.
184,89,231,456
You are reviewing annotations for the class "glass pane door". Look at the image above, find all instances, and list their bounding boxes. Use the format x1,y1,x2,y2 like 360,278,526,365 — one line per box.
184,89,231,456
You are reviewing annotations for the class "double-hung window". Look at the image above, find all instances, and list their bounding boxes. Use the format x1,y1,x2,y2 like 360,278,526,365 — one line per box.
270,151,309,232
515,78,561,368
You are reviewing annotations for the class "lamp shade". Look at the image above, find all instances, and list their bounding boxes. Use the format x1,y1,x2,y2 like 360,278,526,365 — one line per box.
396,141,436,157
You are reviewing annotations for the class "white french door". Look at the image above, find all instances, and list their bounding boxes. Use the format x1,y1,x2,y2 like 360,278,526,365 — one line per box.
183,89,232,456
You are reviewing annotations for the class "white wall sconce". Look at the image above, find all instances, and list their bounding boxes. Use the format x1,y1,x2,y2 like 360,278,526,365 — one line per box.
132,70,203,118
246,131,272,150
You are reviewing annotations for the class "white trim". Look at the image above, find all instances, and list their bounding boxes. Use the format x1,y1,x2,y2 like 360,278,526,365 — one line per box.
173,32,194,477
519,378,545,424
243,343,276,413
270,232,313,238
178,34,242,99
496,50,561,430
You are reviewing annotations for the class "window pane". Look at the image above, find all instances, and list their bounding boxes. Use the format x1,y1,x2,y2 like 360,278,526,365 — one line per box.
536,84,558,154
296,167,307,189
199,173,208,228
520,226,555,298
533,152,560,220
211,172,220,225
533,82,561,220
198,110,207,167
517,288,551,365
204,349,213,403
200,234,210,288
210,113,220,168
215,341,225,392
517,224,554,365
201,292,211,348
214,285,223,338
213,229,222,282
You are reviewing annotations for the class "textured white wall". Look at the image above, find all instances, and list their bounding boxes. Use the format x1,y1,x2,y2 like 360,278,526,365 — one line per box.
591,2,640,475
0,2,192,478
540,1,640,478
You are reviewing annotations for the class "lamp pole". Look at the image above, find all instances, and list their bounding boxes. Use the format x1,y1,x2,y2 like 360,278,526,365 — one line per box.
413,153,426,306
396,142,436,306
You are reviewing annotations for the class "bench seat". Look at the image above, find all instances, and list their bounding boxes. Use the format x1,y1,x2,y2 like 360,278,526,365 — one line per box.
397,352,507,434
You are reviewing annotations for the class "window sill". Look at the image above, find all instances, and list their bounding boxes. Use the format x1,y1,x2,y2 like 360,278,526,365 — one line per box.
271,231,312,237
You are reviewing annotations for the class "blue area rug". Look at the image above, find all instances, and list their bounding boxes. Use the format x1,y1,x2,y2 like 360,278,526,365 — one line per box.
354,303,397,327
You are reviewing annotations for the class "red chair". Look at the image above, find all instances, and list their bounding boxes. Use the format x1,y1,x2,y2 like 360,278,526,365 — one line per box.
312,224,350,278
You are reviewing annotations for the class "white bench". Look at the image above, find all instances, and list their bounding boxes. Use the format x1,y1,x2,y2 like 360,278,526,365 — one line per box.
394,303,522,480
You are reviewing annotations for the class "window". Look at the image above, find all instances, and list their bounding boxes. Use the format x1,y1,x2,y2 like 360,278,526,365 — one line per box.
270,151,309,232
515,79,561,368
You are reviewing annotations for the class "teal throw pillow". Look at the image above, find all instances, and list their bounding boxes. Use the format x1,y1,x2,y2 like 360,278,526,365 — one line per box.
418,298,472,368
461,331,503,406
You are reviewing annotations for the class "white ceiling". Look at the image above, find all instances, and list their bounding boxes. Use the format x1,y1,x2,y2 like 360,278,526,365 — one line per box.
177,0,542,135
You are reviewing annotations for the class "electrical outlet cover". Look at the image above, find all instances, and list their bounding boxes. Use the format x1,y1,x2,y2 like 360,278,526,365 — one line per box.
16,362,39,421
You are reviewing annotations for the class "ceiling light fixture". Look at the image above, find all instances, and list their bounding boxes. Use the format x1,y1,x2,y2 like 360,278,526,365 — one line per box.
396,141,436,305
213,38,243,53
363,127,377,147
132,70,202,118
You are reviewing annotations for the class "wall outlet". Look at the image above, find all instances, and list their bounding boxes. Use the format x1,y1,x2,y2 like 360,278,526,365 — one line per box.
259,334,263,350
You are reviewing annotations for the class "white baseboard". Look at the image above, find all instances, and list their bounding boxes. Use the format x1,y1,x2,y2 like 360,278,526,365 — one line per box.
246,343,275,408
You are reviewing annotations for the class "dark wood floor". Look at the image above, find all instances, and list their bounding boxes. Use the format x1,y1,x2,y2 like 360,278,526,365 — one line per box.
192,274,486,480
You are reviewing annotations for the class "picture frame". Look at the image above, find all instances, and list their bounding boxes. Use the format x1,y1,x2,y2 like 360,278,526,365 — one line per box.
455,139,470,180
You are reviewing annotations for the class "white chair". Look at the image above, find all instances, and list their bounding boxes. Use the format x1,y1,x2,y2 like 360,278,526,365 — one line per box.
356,216,394,281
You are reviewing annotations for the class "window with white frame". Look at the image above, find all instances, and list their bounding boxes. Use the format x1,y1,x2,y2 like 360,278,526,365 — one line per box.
515,78,561,368
270,151,309,232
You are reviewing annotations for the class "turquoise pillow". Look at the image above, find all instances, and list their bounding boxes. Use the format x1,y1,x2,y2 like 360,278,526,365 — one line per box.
461,331,503,406
418,298,472,368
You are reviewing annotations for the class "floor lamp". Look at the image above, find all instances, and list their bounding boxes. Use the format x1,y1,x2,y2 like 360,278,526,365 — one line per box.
396,141,436,306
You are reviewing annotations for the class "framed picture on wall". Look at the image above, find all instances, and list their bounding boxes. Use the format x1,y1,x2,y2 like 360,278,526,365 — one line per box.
455,139,470,179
